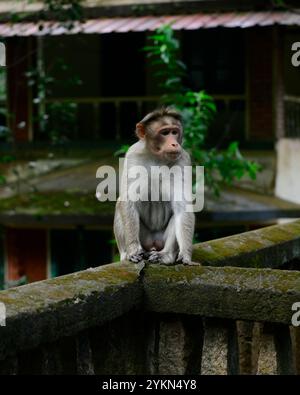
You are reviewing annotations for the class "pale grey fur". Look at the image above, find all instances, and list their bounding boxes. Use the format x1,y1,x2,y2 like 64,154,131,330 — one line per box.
114,139,195,265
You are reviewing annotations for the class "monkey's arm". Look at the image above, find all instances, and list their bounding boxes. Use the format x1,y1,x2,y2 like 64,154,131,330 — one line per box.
116,199,144,262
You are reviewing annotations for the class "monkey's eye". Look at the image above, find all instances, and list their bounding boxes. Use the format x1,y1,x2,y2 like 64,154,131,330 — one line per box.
171,130,178,135
161,130,170,136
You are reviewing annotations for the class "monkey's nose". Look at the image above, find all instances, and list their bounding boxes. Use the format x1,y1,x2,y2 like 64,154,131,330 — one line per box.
171,143,178,147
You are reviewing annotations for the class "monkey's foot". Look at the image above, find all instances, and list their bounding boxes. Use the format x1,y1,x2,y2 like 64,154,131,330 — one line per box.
176,253,196,265
127,251,144,263
147,251,176,265
147,251,161,263
141,251,152,260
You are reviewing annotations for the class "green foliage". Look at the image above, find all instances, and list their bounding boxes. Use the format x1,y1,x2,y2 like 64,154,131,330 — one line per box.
0,154,15,185
0,67,11,143
42,0,84,25
197,143,261,195
272,0,286,8
45,102,78,145
0,68,14,184
143,24,261,195
9,0,84,28
0,67,6,101
26,58,81,145
114,144,131,157
144,25,186,95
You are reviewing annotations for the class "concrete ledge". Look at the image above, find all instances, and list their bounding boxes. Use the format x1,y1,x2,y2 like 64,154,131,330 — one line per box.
144,264,300,324
192,219,300,268
0,262,144,360
0,220,300,361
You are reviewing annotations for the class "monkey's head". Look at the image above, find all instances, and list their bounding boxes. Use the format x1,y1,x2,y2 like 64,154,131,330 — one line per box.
135,107,183,162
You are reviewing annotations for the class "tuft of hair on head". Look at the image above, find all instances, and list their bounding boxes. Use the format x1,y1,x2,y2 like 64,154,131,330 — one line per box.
138,106,182,127
135,106,182,139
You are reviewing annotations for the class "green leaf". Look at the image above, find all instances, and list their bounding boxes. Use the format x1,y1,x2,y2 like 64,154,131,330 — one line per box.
114,144,130,157
143,23,260,196
228,141,239,154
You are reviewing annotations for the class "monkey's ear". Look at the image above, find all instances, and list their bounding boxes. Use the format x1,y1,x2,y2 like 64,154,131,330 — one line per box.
136,123,146,139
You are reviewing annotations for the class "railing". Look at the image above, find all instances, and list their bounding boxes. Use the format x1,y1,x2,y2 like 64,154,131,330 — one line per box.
45,96,160,141
44,94,245,141
0,220,300,374
284,95,300,138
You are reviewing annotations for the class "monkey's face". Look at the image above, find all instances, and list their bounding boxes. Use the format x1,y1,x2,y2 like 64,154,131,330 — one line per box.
138,116,183,163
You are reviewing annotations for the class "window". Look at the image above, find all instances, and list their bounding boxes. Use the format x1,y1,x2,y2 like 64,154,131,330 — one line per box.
182,29,246,147
182,29,245,94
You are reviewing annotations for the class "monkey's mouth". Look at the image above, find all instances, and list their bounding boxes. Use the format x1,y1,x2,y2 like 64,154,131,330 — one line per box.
165,151,181,159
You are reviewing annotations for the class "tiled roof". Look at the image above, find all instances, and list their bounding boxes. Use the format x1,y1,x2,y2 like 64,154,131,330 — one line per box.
0,11,299,36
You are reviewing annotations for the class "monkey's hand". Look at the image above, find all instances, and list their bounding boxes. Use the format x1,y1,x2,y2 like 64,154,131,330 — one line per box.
147,251,177,265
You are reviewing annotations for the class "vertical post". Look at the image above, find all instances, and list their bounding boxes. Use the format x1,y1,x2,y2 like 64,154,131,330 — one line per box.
46,229,52,279
274,324,295,375
137,100,143,120
41,343,62,375
201,318,230,375
49,230,59,278
156,319,186,374
257,325,277,375
272,26,285,140
0,225,4,290
93,102,99,139
37,36,46,135
236,320,262,374
246,28,274,141
76,332,95,375
115,100,121,141
290,327,300,374
6,37,32,142
27,37,34,141
245,30,250,141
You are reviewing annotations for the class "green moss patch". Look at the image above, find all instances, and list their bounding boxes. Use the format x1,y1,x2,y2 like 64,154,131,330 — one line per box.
0,191,115,215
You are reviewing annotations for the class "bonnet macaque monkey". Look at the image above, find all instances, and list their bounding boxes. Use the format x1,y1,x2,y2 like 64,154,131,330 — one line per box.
114,107,195,265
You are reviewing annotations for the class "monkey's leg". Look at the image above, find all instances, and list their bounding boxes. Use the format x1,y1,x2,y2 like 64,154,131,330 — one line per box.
118,200,144,263
175,211,195,265
147,216,178,265
113,202,127,261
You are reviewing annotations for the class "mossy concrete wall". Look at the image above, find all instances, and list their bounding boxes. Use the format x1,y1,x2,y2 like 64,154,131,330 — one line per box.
0,262,144,360
192,219,300,268
0,262,299,362
143,264,300,324
0,220,299,365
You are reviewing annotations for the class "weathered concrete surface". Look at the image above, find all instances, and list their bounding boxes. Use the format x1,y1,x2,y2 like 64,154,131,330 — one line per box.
0,159,87,199
157,320,186,375
76,332,95,375
144,264,300,324
236,321,261,375
192,219,300,268
88,311,148,375
257,333,277,375
276,138,300,205
290,327,300,374
0,261,144,360
201,320,228,375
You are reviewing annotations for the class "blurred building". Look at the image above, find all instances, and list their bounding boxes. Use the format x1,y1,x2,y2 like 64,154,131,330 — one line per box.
0,0,300,287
